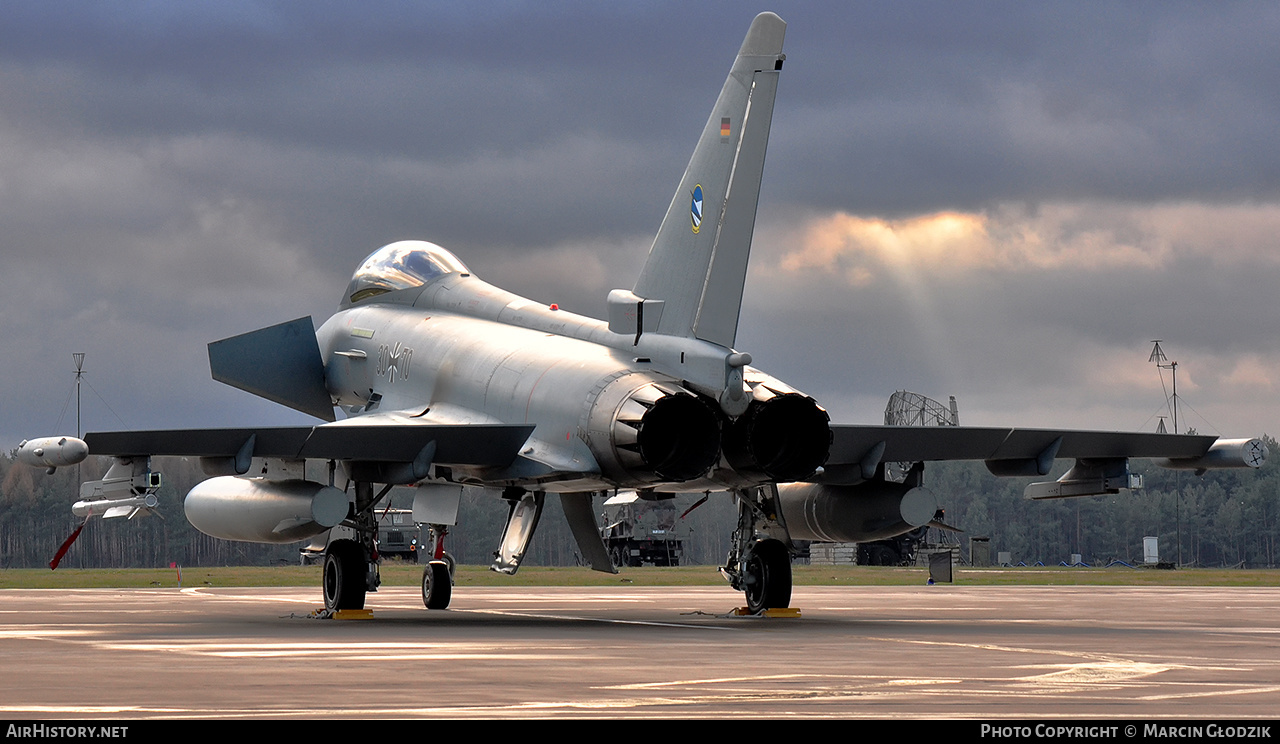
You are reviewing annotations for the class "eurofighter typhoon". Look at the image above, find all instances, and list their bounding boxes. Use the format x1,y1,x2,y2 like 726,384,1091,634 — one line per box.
19,12,1267,613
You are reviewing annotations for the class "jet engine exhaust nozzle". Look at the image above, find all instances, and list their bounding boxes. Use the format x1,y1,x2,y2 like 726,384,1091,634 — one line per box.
591,380,722,485
724,392,832,482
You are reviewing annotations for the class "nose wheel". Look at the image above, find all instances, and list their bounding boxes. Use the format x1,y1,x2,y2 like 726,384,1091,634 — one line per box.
421,524,455,610
422,560,453,609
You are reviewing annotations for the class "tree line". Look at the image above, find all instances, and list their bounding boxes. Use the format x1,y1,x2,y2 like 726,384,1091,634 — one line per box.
939,441,1279,568
2,437,1276,569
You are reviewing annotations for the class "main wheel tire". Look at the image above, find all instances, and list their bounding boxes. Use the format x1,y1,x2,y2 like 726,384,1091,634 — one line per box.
422,561,452,610
743,538,792,614
323,540,367,611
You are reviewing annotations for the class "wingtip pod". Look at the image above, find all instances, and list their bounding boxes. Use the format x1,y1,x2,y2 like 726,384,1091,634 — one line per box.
1157,437,1269,471
17,436,89,472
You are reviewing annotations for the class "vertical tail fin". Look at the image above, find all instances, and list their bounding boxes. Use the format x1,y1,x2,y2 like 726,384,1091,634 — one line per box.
630,12,786,349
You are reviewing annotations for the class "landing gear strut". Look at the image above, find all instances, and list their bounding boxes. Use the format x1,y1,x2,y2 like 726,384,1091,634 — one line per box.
321,479,385,612
421,524,455,610
721,486,794,613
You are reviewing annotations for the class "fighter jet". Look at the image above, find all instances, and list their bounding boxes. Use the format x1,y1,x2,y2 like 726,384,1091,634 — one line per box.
20,12,1267,613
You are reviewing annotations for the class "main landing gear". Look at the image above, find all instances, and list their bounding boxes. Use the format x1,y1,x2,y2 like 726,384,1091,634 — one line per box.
322,481,384,612
741,538,792,614
721,486,794,614
323,539,368,611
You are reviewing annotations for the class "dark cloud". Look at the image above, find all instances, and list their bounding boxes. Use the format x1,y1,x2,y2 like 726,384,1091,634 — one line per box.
771,2,1280,212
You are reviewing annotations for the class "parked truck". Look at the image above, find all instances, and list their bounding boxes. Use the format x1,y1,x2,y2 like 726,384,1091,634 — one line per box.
301,509,423,565
600,492,687,567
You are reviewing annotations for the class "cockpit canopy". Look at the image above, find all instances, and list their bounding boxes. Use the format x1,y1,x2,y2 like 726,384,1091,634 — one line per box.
344,240,471,305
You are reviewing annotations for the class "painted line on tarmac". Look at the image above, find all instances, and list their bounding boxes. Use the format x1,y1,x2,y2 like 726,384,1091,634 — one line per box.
463,607,741,630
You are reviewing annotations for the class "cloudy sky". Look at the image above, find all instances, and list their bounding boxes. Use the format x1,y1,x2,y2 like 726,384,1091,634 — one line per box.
4,1,1278,449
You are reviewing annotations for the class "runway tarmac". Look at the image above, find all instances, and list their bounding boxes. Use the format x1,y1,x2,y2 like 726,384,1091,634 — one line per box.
2,582,1279,719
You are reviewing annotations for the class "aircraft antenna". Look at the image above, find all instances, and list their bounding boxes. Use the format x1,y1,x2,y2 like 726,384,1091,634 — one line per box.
1149,340,1183,566
73,353,85,439
1148,340,1177,434
73,352,85,484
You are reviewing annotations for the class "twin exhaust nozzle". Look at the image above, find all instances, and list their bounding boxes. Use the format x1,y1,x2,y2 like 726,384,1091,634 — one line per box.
596,378,832,486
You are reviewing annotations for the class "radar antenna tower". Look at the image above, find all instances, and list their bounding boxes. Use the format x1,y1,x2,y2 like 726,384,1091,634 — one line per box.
1148,340,1178,434
73,352,85,483
884,390,959,428
73,352,85,439
1149,340,1185,566
883,390,958,483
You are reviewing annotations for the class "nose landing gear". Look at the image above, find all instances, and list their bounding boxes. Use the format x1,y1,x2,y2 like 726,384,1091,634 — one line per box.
421,524,456,610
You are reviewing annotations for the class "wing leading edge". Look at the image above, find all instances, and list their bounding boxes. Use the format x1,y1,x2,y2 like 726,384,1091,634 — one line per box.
820,425,1263,497
84,424,534,466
